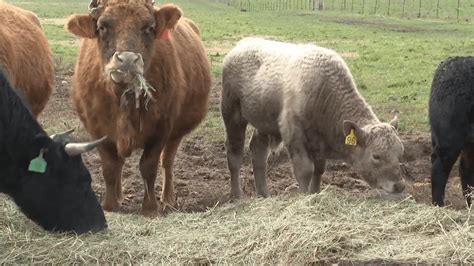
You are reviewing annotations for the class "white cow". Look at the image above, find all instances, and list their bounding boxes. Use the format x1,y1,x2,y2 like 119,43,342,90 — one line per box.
221,37,405,199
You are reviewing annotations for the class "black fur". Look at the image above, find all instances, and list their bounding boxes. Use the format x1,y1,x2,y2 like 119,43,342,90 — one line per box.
429,56,474,207
0,70,106,234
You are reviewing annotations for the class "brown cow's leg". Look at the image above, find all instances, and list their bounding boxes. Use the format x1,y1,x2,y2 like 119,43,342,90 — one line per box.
139,142,164,217
99,142,125,212
161,137,183,210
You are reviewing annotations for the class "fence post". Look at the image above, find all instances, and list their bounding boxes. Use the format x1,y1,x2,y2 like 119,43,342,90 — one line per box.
351,0,354,12
374,0,378,14
387,0,390,15
417,0,421,18
401,0,405,16
362,0,365,13
457,0,460,20
436,0,439,18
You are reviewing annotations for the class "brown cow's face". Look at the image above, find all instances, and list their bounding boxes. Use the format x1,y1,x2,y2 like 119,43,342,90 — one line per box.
66,0,182,85
344,121,406,194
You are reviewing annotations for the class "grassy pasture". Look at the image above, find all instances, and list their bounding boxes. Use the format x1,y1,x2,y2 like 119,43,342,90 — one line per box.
226,0,474,21
1,0,474,263
10,0,474,135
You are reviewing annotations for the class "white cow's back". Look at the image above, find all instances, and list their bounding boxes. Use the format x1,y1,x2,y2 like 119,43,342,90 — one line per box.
222,37,350,138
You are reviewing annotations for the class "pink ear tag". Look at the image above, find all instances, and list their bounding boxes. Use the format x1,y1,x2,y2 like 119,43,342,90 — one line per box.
161,30,169,40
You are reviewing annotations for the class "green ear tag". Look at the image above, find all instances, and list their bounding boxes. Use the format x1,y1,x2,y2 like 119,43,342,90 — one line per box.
28,150,47,173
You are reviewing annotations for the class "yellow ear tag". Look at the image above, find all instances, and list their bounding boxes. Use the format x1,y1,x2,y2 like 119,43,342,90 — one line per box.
345,128,357,146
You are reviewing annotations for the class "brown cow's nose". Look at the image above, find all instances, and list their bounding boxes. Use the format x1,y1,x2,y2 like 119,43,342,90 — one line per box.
107,51,144,84
115,52,140,64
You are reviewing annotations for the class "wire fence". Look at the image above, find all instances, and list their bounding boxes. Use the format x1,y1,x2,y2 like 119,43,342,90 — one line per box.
217,0,474,21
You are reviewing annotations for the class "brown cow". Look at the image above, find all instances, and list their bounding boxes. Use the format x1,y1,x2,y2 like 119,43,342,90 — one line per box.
66,0,211,216
0,3,54,117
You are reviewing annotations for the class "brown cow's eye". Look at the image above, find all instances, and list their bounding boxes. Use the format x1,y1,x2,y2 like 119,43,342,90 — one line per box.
98,25,107,33
145,25,155,34
373,154,381,161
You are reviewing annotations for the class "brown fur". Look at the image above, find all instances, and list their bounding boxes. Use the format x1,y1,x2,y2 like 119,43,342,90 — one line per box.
66,1,211,216
0,3,54,117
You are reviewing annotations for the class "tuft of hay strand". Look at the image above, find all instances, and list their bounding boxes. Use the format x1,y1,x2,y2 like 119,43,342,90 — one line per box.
107,69,156,110
1,189,473,264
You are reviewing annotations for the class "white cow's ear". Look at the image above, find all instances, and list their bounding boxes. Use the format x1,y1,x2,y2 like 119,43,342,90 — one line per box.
342,120,368,146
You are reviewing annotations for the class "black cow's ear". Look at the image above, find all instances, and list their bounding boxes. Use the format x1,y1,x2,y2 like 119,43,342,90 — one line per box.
32,134,53,151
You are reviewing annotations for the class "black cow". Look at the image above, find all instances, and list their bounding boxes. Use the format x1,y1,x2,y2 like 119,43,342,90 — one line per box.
429,56,474,207
0,69,107,233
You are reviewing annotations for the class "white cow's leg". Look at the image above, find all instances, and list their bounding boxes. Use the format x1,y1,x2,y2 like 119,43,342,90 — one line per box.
280,116,313,193
225,128,247,199
249,129,270,197
222,112,248,199
309,156,326,193
285,142,313,193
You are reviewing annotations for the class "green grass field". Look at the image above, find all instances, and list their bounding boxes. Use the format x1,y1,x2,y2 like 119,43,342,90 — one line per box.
1,0,474,263
9,0,474,135
228,0,474,20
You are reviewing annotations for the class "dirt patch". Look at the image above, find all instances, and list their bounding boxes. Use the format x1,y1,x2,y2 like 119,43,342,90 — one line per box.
38,72,469,216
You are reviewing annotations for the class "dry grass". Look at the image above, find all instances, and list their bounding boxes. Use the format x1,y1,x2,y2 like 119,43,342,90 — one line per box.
1,189,473,264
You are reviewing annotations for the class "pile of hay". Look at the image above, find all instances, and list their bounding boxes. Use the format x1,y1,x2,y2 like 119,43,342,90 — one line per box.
1,189,473,264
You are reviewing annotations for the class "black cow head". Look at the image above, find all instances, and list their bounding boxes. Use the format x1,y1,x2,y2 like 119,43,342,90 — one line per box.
5,130,107,234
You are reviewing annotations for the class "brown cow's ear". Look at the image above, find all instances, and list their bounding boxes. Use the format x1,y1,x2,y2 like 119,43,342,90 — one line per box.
65,14,97,39
154,4,182,35
343,120,368,146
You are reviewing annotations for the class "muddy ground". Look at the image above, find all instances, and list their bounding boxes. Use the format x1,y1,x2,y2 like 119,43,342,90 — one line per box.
38,72,469,215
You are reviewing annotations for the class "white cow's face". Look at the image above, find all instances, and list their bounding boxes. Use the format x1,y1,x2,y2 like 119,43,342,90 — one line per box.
344,121,405,193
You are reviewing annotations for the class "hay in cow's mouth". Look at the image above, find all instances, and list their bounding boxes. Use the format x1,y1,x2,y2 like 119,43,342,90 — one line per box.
108,68,156,110
133,73,156,110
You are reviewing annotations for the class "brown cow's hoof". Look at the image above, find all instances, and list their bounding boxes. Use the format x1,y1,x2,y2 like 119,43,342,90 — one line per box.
161,192,177,209
101,200,121,212
141,205,160,218
141,197,160,217
141,209,160,218
160,201,178,215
